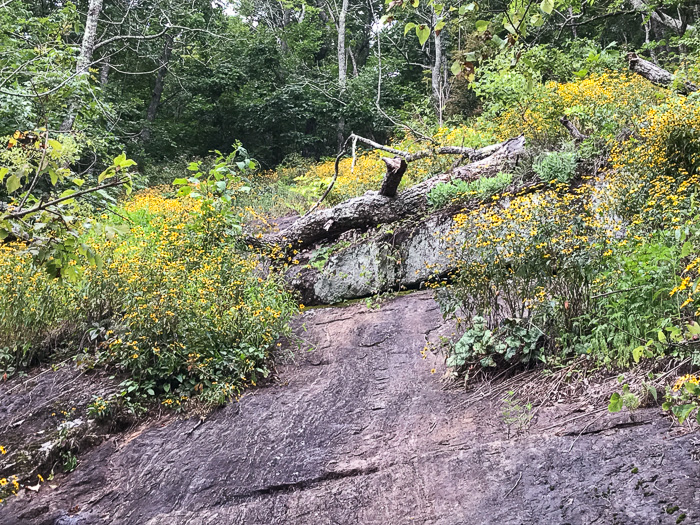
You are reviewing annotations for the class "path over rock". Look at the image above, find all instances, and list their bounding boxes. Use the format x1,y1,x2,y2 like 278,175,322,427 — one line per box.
5,292,700,524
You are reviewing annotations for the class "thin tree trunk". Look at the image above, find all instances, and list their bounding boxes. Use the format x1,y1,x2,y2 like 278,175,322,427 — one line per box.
569,7,577,38
100,56,110,86
431,10,443,126
61,0,104,132
142,34,174,143
336,0,349,149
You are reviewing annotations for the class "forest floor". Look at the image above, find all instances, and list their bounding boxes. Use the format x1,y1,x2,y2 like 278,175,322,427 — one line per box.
3,291,700,525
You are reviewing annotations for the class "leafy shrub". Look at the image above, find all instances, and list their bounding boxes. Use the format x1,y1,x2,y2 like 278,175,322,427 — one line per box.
446,316,541,372
533,147,578,184
0,147,299,407
428,172,513,208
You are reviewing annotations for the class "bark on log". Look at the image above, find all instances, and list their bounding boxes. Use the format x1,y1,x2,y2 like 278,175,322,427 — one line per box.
628,53,698,94
379,157,407,197
261,136,525,250
559,116,587,143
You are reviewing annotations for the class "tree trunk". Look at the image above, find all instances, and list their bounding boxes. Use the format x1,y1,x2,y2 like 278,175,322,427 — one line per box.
431,10,443,126
628,53,698,94
61,0,104,132
100,56,110,86
336,0,349,148
142,33,174,143
259,136,525,250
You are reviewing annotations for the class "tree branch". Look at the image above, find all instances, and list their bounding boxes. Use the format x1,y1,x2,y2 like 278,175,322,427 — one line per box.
5,178,127,220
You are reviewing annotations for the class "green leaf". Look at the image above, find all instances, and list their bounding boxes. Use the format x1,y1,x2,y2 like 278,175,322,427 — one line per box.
632,345,645,363
113,152,126,166
647,385,657,402
411,0,419,7
6,174,21,193
404,22,416,36
662,401,672,411
530,13,544,26
48,139,63,151
450,61,462,76
173,178,188,185
98,168,115,184
684,382,700,396
435,19,446,33
147,388,155,396
681,241,692,258
658,330,667,343
0,167,8,183
72,178,84,187
608,392,623,413
540,0,553,14
672,403,695,424
475,19,489,32
163,384,171,393
50,169,58,186
416,24,430,45
687,322,700,336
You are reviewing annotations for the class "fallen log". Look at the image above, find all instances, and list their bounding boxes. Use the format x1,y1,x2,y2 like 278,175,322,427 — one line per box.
628,53,698,94
260,135,525,250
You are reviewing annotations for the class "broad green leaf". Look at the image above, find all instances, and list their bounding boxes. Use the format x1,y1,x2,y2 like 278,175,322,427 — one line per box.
540,0,553,14
113,152,126,166
632,346,645,363
98,168,115,183
0,228,8,240
530,13,544,26
416,24,430,45
173,178,188,185
0,167,8,182
48,139,63,151
450,61,462,76
681,241,692,258
50,169,58,185
684,382,700,396
72,178,84,187
411,0,419,7
6,174,21,193
404,22,417,36
672,403,695,424
187,162,200,171
657,330,667,343
608,392,622,413
687,322,700,336
435,19,446,33
475,20,488,32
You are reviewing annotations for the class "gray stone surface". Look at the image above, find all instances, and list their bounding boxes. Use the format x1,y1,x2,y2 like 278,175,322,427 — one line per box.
3,292,699,525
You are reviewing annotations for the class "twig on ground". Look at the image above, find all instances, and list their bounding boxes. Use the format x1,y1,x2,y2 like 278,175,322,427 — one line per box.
504,471,523,498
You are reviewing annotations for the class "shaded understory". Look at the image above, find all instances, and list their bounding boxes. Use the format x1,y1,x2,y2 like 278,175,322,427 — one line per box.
2,291,699,525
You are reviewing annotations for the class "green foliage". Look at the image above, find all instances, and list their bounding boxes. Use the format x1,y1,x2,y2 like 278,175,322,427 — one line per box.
663,375,700,425
501,390,533,437
428,172,512,208
533,146,578,184
446,316,541,371
0,132,135,279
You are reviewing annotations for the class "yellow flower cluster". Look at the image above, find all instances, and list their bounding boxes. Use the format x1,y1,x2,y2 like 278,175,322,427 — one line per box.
673,374,700,392
495,72,663,143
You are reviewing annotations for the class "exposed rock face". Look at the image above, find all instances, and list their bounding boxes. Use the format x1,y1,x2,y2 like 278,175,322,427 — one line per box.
286,212,462,305
4,292,699,525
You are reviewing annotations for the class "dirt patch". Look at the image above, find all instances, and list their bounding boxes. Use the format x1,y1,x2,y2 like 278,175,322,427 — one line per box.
3,291,699,524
